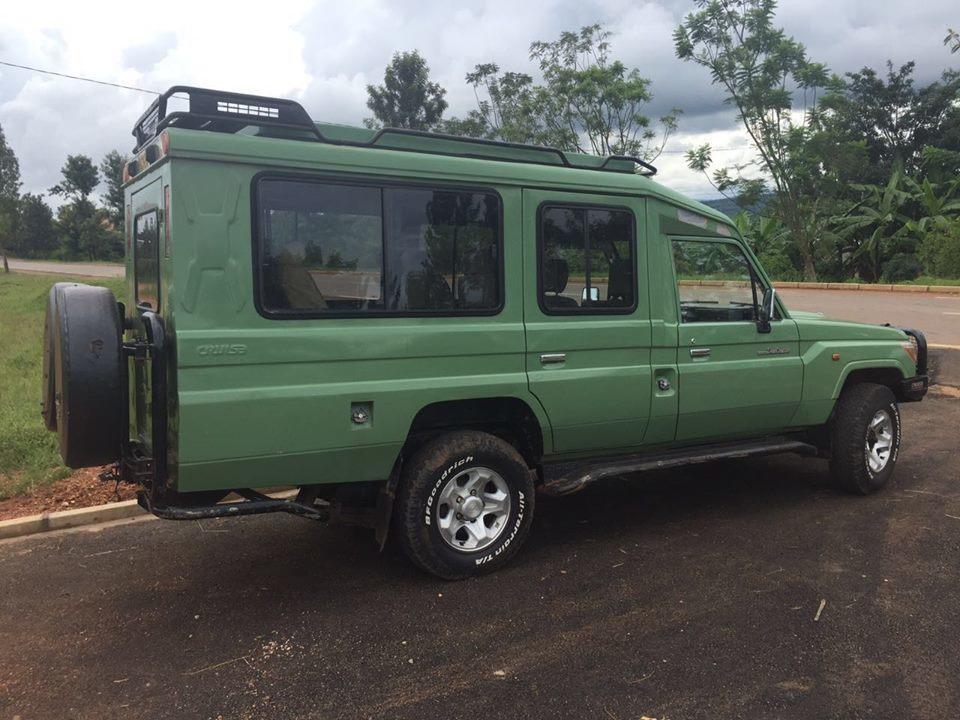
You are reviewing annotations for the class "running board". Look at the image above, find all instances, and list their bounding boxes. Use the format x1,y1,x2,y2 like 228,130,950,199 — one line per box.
540,437,818,497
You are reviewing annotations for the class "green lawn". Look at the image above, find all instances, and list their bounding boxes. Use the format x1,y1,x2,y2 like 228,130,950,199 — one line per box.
0,272,125,499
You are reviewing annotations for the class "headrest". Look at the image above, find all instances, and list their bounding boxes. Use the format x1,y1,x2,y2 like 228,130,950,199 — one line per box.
543,258,569,294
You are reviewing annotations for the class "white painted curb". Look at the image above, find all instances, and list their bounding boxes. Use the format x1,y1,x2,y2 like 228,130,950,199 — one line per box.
0,489,300,541
0,499,145,540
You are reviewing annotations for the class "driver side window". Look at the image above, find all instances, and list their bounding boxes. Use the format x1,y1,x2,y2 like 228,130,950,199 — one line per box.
671,239,764,323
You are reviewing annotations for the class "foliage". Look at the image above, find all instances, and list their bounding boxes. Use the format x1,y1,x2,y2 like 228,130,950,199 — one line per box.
882,253,922,283
49,154,99,202
365,50,448,130
446,25,679,162
820,63,960,182
0,272,124,498
11,194,56,259
99,150,127,228
0,123,22,271
947,28,960,54
675,0,832,280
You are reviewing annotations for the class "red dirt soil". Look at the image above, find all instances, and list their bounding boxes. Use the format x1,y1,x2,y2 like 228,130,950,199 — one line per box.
0,468,138,522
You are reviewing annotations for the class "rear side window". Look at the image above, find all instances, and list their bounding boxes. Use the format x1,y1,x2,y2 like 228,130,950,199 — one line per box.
134,209,160,310
256,179,501,316
538,204,635,313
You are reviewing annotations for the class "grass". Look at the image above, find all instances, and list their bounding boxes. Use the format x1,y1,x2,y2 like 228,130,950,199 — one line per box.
0,271,125,499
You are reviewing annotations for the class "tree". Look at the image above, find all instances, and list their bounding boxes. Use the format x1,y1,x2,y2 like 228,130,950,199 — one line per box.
0,123,21,272
365,51,448,130
49,154,99,203
447,25,680,162
946,28,960,54
14,194,56,258
99,150,127,228
674,0,831,280
821,63,960,181
529,25,680,160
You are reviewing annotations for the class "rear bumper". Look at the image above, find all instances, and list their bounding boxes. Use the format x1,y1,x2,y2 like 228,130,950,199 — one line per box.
899,375,928,402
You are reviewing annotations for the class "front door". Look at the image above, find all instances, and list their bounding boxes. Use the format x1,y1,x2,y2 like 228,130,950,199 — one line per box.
669,236,802,441
523,189,652,454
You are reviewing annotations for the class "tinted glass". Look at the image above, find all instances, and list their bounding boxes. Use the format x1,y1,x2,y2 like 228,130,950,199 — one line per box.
134,210,159,310
540,205,634,312
671,239,762,323
258,180,500,314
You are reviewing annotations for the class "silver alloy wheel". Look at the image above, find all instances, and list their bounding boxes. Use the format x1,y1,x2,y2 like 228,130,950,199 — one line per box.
436,466,512,553
865,409,894,473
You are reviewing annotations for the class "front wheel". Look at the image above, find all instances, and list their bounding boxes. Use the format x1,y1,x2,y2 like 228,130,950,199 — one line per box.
394,431,535,580
829,383,901,494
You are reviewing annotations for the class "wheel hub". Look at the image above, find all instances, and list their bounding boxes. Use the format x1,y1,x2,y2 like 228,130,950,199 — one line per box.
460,495,484,521
435,466,512,553
865,409,894,473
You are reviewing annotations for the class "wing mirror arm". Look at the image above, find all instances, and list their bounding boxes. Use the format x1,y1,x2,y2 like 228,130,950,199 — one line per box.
757,286,775,334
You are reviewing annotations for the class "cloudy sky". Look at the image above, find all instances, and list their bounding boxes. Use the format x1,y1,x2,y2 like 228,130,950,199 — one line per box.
1,0,957,204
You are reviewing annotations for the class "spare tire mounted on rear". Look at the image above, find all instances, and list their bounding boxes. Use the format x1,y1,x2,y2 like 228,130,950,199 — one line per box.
46,284,125,468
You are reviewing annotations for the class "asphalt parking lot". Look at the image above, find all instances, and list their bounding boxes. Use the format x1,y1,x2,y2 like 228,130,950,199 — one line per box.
2,348,959,720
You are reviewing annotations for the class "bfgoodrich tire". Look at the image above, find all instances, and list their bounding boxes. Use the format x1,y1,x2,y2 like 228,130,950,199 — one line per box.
53,284,124,468
394,431,535,580
829,383,901,495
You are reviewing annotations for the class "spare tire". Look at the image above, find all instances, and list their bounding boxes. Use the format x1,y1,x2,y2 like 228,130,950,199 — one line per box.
41,282,80,431
53,284,124,468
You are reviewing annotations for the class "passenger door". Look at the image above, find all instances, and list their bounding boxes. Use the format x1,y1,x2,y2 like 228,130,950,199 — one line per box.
523,190,652,454
669,237,802,441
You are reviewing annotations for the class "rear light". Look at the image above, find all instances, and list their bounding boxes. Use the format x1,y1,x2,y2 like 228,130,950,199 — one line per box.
163,185,171,258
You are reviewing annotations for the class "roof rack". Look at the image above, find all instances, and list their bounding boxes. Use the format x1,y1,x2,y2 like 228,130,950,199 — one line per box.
133,86,657,177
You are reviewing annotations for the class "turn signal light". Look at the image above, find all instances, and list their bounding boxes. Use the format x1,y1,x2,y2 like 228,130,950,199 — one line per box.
900,339,919,365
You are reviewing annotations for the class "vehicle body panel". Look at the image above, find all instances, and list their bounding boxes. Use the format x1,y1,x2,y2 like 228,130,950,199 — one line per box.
120,127,921,494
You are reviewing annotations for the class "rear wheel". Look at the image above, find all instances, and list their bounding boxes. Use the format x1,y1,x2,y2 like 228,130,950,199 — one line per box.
829,383,901,494
394,431,535,580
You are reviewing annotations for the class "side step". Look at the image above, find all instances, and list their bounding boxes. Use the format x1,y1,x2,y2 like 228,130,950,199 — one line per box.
540,437,818,497
139,488,330,521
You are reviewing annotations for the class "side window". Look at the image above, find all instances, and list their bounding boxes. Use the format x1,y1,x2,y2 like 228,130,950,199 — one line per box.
671,239,764,323
539,205,635,313
257,179,501,315
134,210,160,310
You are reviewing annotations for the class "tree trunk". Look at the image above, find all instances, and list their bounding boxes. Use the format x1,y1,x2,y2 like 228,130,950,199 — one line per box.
1,247,8,273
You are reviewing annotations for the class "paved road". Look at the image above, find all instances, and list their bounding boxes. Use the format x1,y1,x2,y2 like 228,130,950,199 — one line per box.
6,258,124,278
780,288,960,347
3,357,959,719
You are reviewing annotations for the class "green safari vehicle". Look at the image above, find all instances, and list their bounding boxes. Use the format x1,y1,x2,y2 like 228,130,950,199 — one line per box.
40,87,929,579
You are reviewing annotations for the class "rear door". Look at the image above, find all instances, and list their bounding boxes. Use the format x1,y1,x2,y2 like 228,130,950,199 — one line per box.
522,189,652,454
669,236,802,441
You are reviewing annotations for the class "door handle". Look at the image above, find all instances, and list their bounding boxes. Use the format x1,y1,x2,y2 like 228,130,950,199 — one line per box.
539,353,567,365
689,347,711,358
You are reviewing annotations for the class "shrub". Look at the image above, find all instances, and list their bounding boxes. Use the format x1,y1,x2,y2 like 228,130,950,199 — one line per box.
882,253,923,283
919,225,960,278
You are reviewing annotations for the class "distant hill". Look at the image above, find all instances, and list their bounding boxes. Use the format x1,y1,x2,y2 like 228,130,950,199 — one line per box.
698,197,741,218
697,195,771,219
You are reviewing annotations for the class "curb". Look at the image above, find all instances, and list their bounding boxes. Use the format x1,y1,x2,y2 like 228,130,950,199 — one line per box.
678,280,960,293
0,489,300,541
0,499,146,540
773,282,959,294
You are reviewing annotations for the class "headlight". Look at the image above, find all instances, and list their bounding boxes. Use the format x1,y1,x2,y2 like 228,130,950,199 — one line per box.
900,338,919,365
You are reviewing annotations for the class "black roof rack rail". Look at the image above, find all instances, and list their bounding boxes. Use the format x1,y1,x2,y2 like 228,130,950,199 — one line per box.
133,85,657,177
132,86,324,151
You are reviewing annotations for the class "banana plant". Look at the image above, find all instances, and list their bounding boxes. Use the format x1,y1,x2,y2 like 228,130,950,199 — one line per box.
831,168,914,281
902,176,960,241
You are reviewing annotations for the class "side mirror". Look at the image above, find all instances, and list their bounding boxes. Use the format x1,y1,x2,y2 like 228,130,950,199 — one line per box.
757,287,776,333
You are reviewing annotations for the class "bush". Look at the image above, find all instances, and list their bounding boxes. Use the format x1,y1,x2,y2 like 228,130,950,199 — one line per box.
883,253,923,283
759,252,801,282
919,225,960,278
